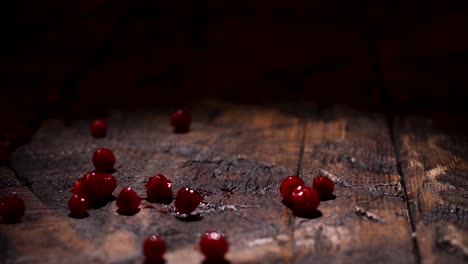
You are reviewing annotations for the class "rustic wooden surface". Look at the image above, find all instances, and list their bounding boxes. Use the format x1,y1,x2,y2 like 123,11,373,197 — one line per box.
395,116,468,264
3,102,305,263
1,101,467,263
2,1,468,263
296,106,414,263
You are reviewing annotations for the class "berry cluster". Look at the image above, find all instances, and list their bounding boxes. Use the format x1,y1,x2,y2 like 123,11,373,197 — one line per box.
68,148,118,217
79,111,197,215
68,147,204,217
280,174,335,217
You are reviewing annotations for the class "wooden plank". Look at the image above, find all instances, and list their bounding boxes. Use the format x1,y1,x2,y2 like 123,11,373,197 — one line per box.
7,101,306,263
295,105,415,263
0,167,99,263
395,116,468,264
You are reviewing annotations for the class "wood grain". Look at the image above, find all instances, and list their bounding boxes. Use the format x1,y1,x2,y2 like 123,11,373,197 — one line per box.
0,167,99,263
6,101,464,263
6,101,306,263
395,116,468,264
295,105,415,263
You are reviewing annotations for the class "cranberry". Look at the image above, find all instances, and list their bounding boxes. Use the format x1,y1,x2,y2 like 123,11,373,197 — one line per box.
92,148,116,172
171,109,191,133
146,174,172,203
116,187,140,215
79,172,116,201
0,196,25,223
174,188,202,214
0,145,10,166
103,174,117,196
68,194,89,217
291,185,320,216
312,176,335,200
91,119,107,138
71,177,83,194
280,176,305,203
143,235,166,262
200,231,229,261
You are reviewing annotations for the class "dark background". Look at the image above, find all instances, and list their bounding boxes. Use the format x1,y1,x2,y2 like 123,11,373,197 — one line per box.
1,0,468,143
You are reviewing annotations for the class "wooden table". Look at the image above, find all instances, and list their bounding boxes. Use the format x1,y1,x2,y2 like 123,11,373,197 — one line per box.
1,101,466,263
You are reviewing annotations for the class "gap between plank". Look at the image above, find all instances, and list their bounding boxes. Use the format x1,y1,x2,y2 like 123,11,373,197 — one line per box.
284,113,308,264
296,118,308,177
362,9,422,264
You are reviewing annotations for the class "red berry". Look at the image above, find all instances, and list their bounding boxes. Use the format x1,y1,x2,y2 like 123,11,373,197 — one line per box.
291,186,320,216
116,187,140,215
171,110,191,133
92,148,116,171
68,194,89,217
0,196,25,223
103,174,117,196
200,231,229,261
80,172,104,200
146,174,172,203
280,176,305,203
312,176,335,200
143,235,166,261
79,172,115,201
0,145,10,166
174,188,201,214
91,119,107,138
71,177,83,194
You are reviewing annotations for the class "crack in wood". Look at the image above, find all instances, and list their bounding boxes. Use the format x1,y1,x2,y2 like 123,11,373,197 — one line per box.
318,168,403,196
180,157,288,195
282,115,308,264
354,206,385,223
318,168,352,188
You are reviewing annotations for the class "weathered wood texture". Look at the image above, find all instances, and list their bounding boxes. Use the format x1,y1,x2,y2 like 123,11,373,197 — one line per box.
395,116,468,264
295,106,415,264
2,101,467,263
0,167,96,263
4,102,306,263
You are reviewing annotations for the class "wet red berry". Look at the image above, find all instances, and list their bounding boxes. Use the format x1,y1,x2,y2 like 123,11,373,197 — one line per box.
71,178,83,194
68,194,89,217
174,188,201,214
103,174,117,196
0,196,25,223
116,187,140,215
146,174,172,203
92,148,116,171
79,172,116,201
200,231,229,261
91,119,107,138
0,145,10,166
171,109,191,133
280,176,305,203
312,176,335,200
143,235,166,262
291,185,320,216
